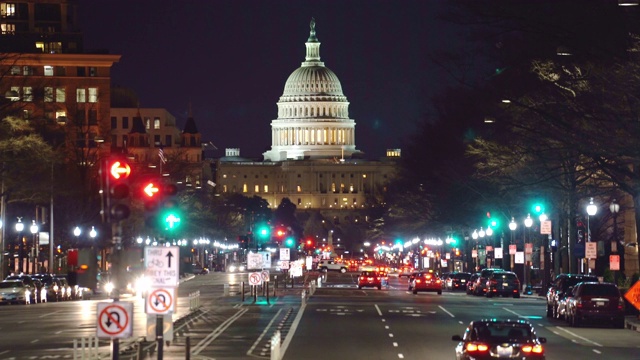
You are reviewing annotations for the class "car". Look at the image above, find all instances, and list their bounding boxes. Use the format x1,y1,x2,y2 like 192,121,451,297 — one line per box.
4,275,41,303
411,271,442,295
452,319,546,359
474,268,506,296
227,263,246,273
54,275,73,300
407,272,419,291
555,286,575,321
32,274,64,302
357,271,382,290
466,273,480,295
441,272,452,289
447,272,472,291
398,265,415,278
545,274,598,318
318,259,349,273
565,282,625,328
0,280,34,305
485,271,521,298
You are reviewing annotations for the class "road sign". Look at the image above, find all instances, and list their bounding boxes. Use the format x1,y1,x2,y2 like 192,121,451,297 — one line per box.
97,302,133,339
585,242,597,259
624,280,640,311
486,246,493,252
610,255,620,271
509,244,516,255
279,260,290,269
247,252,263,270
248,272,262,285
261,270,270,282
472,249,477,258
515,252,524,264
541,220,552,235
146,314,173,342
525,243,533,254
261,251,272,269
495,247,503,259
145,246,180,287
146,287,175,314
280,247,290,261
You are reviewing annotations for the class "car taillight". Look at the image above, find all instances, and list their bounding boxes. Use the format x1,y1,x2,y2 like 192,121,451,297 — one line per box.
416,279,422,284
522,344,543,354
466,343,489,352
618,297,625,310
576,297,584,308
359,277,364,281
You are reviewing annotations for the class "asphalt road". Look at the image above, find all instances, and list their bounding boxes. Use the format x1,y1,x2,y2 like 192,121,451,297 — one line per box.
0,271,638,359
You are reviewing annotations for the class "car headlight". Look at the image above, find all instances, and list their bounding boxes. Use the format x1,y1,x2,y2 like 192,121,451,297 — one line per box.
104,282,114,294
229,265,237,272
239,265,246,272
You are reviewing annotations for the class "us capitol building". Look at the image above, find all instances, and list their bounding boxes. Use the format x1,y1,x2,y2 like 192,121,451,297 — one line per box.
215,19,399,221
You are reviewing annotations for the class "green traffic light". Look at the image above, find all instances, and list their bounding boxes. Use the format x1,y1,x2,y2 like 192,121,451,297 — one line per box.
285,237,295,247
257,225,270,239
532,202,544,214
164,212,181,230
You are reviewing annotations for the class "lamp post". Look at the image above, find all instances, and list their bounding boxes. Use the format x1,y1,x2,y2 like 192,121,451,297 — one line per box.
509,217,517,271
609,199,620,282
30,220,38,274
524,214,533,291
14,218,24,274
486,227,494,268
472,229,478,271
586,198,598,274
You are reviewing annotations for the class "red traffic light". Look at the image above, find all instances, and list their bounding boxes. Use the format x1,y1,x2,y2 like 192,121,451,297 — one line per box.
275,228,286,237
110,160,131,180
143,182,160,197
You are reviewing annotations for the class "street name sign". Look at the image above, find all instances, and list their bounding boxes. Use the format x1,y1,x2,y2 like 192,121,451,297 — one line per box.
145,246,180,287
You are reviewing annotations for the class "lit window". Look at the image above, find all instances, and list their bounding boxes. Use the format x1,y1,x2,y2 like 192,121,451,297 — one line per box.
331,183,336,192
76,88,86,103
1,23,16,34
154,118,160,129
35,42,44,52
44,66,54,76
22,87,33,102
23,66,33,75
9,66,20,75
44,87,53,102
55,111,66,120
297,185,302,192
88,88,98,103
1,3,16,17
349,185,354,192
243,184,248,193
145,118,150,130
254,185,259,193
55,88,65,102
223,185,228,193
263,185,269,193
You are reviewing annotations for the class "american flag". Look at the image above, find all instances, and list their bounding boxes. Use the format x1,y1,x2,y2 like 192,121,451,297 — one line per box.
158,145,167,164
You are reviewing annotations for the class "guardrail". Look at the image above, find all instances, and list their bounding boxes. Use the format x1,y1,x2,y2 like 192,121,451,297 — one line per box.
189,290,200,311
72,336,101,360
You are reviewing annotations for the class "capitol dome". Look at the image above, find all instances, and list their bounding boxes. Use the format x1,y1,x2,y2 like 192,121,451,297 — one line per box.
263,19,359,162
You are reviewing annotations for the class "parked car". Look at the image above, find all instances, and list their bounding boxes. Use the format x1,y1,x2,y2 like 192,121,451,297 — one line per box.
565,282,625,328
411,271,442,295
357,271,382,290
485,271,521,298
0,280,34,305
555,286,575,321
546,274,598,318
447,272,472,291
32,274,64,302
4,274,40,303
54,276,73,300
452,319,546,359
466,273,480,295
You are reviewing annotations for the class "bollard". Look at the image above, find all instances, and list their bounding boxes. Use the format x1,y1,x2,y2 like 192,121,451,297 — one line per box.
242,281,245,302
266,281,270,304
253,284,257,303
224,283,229,296
186,337,191,360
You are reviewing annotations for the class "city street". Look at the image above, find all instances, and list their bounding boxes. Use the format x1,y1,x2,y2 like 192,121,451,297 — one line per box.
0,271,638,359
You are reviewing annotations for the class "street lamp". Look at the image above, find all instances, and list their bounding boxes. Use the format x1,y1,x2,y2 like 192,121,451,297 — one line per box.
609,199,620,281
13,218,24,274
30,220,38,274
524,214,533,290
509,217,517,271
586,198,598,274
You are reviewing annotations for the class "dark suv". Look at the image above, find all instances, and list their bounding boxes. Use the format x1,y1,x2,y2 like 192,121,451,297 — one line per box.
546,274,598,318
474,268,506,296
565,282,625,328
486,271,521,298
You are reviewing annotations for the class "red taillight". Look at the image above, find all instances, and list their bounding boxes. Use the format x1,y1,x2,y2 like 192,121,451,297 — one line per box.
522,344,543,354
466,343,489,352
416,279,422,284
618,297,625,310
436,279,441,284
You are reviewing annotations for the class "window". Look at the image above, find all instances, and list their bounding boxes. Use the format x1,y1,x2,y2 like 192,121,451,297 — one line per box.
22,87,33,102
111,116,117,129
145,117,150,130
55,111,66,121
89,67,97,77
122,117,129,129
1,3,15,16
154,118,160,129
154,135,160,144
254,185,259,193
23,109,31,119
297,185,302,192
243,184,248,193
1,23,16,34
77,67,86,76
88,88,98,103
9,66,20,75
23,66,33,76
76,88,86,103
55,88,65,102
44,66,54,76
165,135,171,146
223,185,228,193
263,185,269,193
44,87,53,102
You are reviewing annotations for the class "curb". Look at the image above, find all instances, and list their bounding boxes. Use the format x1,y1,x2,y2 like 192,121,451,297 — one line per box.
625,317,640,332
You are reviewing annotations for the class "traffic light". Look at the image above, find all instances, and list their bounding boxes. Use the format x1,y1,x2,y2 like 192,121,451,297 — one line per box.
100,157,132,223
142,179,181,231
256,223,270,241
284,237,295,247
532,201,545,215
158,182,180,231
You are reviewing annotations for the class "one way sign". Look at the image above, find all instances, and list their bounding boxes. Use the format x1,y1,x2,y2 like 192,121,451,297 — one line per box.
145,246,180,287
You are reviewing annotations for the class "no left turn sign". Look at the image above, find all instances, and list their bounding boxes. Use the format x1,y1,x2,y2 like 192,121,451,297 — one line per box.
96,302,133,339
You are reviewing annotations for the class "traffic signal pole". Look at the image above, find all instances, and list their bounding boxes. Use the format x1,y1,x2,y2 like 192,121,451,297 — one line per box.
111,221,122,360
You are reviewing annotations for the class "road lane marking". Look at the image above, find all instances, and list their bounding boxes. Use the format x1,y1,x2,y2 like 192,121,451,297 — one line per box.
458,321,464,325
398,354,404,358
280,302,306,357
555,327,603,347
375,304,383,316
247,308,283,356
389,333,394,337
30,339,39,344
438,305,455,318
385,325,390,329
0,350,9,356
393,342,398,347
502,307,524,318
39,310,61,318
192,308,248,355
593,349,602,354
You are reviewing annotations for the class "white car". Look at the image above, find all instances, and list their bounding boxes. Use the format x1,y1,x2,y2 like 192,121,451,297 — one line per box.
0,280,33,304
318,259,348,273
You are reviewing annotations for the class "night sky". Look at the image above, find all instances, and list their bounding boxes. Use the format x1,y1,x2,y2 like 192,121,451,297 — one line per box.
79,1,462,159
